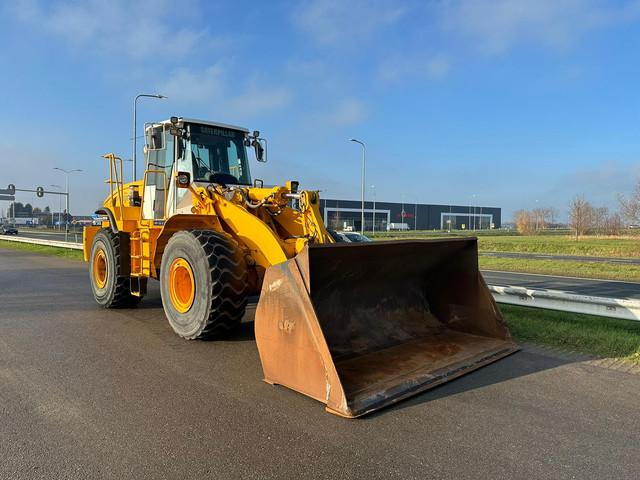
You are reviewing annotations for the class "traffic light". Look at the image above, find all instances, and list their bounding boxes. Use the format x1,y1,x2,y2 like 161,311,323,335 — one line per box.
7,184,15,195
36,186,44,198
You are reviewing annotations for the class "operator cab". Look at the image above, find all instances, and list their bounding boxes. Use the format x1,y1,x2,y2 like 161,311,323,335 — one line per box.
142,117,265,221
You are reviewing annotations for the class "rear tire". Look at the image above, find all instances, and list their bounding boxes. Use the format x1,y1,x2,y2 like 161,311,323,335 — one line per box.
160,230,248,339
89,229,142,308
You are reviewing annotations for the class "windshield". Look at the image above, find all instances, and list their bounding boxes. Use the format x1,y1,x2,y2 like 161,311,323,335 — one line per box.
187,124,251,185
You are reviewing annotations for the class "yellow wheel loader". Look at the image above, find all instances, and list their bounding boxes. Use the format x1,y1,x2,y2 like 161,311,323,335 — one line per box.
84,116,518,417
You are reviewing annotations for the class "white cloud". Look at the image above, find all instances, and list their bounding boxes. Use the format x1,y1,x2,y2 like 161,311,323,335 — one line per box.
326,98,368,127
292,0,408,46
229,84,293,117
159,64,227,105
378,54,451,83
157,64,293,118
440,0,640,55
7,0,210,61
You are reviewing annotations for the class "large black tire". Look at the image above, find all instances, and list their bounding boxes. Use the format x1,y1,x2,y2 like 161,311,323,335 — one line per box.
89,229,142,308
159,230,248,339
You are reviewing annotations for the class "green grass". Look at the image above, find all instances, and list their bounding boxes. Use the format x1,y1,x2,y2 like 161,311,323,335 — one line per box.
0,238,83,260
501,304,640,363
477,235,640,258
479,256,640,282
372,232,640,258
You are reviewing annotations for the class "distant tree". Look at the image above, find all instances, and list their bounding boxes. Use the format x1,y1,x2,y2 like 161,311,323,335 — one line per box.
618,179,640,226
44,206,51,213
603,212,623,236
568,195,594,240
513,209,534,234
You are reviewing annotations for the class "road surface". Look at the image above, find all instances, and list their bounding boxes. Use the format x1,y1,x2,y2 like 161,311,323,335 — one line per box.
1,247,639,479
482,270,640,300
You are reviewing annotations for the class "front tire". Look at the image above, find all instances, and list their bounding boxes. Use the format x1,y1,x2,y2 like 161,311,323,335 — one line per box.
89,229,141,308
160,230,248,339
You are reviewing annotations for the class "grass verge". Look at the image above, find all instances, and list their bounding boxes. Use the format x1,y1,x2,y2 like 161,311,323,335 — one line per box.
501,304,640,363
0,239,83,260
372,233,640,258
479,256,640,282
478,235,640,258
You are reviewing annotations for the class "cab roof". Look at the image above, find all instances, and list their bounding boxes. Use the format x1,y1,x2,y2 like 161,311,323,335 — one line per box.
157,117,250,133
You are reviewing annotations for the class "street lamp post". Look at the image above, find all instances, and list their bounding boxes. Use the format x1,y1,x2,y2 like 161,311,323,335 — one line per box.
133,93,167,182
371,184,376,235
349,138,366,234
50,184,63,230
470,194,476,231
53,168,82,241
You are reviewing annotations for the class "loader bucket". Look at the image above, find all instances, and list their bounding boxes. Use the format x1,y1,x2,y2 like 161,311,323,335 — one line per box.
254,238,518,418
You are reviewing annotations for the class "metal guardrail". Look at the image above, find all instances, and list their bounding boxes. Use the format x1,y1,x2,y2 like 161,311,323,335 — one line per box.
0,234,83,250
2,234,638,322
490,285,640,322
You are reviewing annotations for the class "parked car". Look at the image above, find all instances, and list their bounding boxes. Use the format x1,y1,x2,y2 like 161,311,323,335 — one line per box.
1,224,18,235
327,229,351,242
339,231,371,243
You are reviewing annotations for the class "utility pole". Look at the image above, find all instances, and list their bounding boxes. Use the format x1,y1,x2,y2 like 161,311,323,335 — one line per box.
53,168,82,241
371,185,376,235
51,184,63,230
349,138,366,234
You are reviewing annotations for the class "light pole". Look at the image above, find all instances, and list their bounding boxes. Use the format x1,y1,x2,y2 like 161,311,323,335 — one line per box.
53,168,82,241
349,138,366,234
470,194,476,231
50,184,63,229
133,93,167,182
371,184,376,235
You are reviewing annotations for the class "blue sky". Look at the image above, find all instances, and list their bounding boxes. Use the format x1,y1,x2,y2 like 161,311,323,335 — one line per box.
1,0,639,220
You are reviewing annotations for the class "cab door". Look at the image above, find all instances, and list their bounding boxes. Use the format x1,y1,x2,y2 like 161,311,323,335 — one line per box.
142,124,174,222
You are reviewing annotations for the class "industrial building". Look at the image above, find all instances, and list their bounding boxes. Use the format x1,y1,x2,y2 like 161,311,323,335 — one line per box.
319,198,501,232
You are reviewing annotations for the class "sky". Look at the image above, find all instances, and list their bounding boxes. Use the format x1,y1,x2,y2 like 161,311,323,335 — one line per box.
1,0,639,221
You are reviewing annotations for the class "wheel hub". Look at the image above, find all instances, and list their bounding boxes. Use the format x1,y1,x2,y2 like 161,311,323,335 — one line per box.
93,248,108,289
169,258,195,313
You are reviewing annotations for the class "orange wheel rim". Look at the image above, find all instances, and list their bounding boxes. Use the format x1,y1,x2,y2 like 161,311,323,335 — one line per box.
169,258,195,313
93,248,108,289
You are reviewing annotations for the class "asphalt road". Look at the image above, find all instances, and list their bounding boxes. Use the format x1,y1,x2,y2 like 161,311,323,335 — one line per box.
1,247,639,479
482,251,640,265
482,270,640,300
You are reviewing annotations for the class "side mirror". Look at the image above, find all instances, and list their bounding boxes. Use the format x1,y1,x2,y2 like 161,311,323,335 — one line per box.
176,171,191,188
145,123,165,151
252,138,267,163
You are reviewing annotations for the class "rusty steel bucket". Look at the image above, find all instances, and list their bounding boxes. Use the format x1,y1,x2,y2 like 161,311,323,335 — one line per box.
254,238,518,418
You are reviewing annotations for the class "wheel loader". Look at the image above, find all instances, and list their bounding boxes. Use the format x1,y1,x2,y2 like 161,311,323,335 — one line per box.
84,116,518,417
